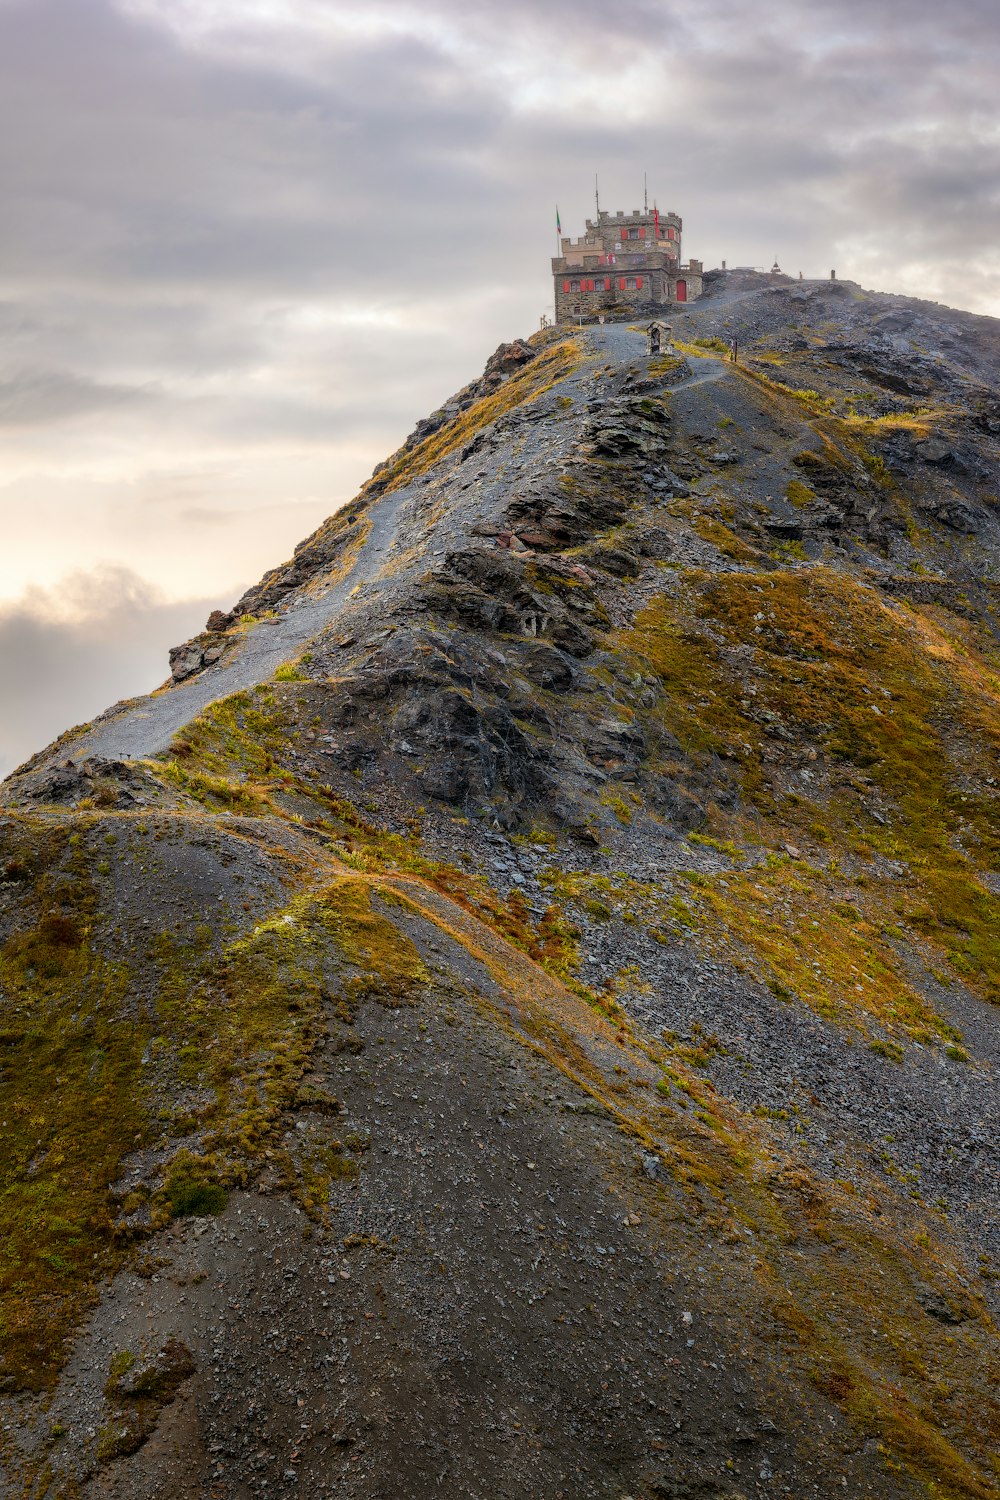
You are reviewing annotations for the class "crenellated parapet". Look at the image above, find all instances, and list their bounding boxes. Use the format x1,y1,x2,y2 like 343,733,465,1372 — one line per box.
552,206,702,322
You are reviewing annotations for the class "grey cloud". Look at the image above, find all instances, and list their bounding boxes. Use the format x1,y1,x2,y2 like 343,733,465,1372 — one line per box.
48,564,162,619
0,0,506,295
3,0,994,318
0,0,993,358
177,506,243,525
0,0,526,470
0,565,221,777
0,369,155,426
176,499,320,527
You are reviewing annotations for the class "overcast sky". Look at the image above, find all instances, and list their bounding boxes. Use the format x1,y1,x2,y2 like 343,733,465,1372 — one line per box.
1,0,998,773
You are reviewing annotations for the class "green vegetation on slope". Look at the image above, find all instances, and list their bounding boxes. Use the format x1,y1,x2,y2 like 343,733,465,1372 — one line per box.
621,566,1000,1037
0,820,427,1392
0,825,140,1391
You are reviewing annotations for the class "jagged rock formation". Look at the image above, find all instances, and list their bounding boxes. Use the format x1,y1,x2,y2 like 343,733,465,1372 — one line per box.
2,285,999,1500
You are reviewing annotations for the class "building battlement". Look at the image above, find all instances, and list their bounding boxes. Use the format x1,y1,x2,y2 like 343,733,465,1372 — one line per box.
552,205,702,323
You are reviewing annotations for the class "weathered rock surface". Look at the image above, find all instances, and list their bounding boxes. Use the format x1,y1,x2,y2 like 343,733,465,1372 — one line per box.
2,285,1000,1500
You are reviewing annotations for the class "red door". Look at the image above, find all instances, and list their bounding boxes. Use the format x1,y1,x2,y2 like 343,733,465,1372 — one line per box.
676,280,687,302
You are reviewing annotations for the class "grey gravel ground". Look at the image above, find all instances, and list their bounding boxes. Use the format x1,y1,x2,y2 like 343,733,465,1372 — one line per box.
37,326,724,766
3,280,999,1500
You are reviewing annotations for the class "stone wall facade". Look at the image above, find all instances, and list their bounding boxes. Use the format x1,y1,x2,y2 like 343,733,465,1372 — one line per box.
552,207,703,324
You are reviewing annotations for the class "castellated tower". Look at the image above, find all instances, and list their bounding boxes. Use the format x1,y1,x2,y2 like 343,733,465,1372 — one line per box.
552,206,703,324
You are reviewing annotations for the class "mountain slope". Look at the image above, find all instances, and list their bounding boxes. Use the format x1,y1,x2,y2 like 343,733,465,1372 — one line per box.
1,281,999,1500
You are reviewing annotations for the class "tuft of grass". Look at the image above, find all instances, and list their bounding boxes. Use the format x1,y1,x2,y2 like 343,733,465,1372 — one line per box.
869,1038,905,1063
842,407,945,441
162,1157,228,1219
693,516,760,562
786,479,815,508
648,354,688,377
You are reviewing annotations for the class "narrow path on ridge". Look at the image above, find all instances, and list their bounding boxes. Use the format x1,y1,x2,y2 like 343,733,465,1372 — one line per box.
46,478,421,766
8,327,731,773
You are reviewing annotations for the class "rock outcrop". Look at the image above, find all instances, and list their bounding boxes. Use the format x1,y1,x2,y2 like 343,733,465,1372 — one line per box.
2,286,999,1500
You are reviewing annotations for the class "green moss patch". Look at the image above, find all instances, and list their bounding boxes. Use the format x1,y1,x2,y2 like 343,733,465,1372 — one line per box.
786,479,815,508
162,1156,228,1218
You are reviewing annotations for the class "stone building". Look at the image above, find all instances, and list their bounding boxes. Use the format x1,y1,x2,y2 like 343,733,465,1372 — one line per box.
552,207,703,324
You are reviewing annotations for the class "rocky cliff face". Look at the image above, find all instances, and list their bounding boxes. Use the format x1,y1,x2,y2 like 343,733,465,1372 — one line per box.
2,284,999,1500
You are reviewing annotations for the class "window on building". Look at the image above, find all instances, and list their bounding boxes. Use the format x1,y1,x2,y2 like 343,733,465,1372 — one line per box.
625,277,637,290
570,280,581,292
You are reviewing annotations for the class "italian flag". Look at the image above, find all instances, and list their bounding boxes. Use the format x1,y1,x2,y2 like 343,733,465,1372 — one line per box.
556,207,562,235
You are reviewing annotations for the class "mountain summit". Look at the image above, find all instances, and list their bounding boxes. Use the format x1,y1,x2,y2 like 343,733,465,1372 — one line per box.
2,279,999,1500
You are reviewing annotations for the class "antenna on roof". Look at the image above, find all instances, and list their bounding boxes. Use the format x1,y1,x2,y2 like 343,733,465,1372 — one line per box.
595,173,600,217
644,172,648,212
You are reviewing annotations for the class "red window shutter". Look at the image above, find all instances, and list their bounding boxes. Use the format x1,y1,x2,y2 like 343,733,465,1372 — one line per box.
636,276,643,290
638,227,646,239
563,280,570,293
619,277,626,290
605,277,611,290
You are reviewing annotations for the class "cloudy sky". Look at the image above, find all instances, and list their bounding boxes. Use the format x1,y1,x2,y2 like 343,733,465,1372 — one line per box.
1,0,998,773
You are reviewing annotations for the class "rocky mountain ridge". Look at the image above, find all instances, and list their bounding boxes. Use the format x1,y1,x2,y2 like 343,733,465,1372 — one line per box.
1,279,998,1499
